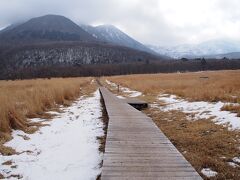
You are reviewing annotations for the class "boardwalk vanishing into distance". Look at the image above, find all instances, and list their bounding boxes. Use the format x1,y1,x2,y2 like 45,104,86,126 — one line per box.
99,87,202,180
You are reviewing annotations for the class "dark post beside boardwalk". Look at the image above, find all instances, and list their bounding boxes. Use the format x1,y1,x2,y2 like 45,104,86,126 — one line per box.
99,87,202,180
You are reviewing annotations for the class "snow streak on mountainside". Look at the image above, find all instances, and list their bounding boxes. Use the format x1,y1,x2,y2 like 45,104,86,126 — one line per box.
0,42,159,72
148,40,240,59
81,24,155,54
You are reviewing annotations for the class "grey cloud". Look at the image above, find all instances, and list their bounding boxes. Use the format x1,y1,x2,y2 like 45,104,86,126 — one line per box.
0,0,239,46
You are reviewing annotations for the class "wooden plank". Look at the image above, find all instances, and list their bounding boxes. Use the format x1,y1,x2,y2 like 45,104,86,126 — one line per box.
99,87,202,179
102,177,202,180
102,171,200,177
102,166,197,172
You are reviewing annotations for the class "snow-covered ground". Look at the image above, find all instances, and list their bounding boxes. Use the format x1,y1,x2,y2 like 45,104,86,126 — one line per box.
201,168,218,178
105,80,142,97
156,94,240,130
0,91,104,180
228,162,240,168
233,157,240,163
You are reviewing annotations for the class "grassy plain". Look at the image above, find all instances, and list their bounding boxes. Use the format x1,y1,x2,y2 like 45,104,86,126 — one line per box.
0,77,95,155
104,70,240,102
102,70,240,179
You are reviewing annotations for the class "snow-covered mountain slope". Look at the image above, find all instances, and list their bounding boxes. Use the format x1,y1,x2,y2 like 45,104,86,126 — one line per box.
203,52,240,59
148,40,240,59
81,24,155,54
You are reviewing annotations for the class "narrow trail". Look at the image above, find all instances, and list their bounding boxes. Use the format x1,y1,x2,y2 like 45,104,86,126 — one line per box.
99,87,202,179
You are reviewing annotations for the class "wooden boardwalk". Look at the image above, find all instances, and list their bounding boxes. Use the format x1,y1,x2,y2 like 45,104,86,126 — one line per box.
99,87,202,180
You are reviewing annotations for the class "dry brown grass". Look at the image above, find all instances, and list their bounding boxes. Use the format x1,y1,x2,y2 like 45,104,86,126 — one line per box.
221,104,240,117
101,70,240,179
144,107,240,179
104,70,240,103
0,77,95,154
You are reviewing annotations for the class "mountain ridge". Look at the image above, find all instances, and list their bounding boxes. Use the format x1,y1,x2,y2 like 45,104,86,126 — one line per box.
0,15,166,77
147,39,240,59
0,15,158,56
0,14,98,44
81,24,157,54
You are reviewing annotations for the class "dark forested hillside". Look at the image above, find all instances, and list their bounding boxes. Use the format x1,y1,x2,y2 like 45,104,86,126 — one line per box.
1,57,240,80
0,41,160,75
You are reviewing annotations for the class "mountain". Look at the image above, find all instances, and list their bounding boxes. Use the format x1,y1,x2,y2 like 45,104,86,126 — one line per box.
203,52,240,59
0,42,160,77
0,15,161,56
0,15,97,44
0,23,22,33
148,39,240,59
81,24,156,54
0,14,168,79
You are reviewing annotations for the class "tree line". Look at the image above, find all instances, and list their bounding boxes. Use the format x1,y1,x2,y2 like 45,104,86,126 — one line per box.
1,59,240,80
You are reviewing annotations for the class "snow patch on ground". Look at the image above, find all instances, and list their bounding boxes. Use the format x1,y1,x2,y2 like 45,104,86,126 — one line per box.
0,91,104,180
116,95,126,99
105,80,142,97
233,157,240,163
90,79,95,84
228,162,240,168
105,80,117,88
227,157,240,168
201,168,218,177
157,94,240,129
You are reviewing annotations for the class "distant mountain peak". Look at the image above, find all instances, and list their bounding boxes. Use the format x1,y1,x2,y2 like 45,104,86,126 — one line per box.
148,39,240,59
0,14,97,44
96,24,116,28
81,24,157,55
0,14,165,57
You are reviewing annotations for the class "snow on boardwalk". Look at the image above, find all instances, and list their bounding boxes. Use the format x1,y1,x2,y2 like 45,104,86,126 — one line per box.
0,91,104,180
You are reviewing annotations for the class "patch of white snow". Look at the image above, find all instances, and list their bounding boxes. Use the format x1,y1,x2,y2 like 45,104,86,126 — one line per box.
105,80,142,97
0,91,104,180
117,95,126,99
228,162,239,168
201,168,218,177
158,94,240,129
233,157,240,163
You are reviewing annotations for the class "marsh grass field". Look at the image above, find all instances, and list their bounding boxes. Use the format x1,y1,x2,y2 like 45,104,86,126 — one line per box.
104,70,240,102
102,70,240,179
1,70,240,179
0,77,95,155
104,70,240,114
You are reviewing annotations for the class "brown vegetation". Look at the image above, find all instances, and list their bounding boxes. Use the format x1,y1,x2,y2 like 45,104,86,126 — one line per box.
221,104,240,117
101,70,240,179
104,70,240,111
0,77,95,154
144,107,240,179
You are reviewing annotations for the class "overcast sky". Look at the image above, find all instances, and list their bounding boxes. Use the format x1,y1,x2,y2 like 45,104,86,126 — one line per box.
0,0,240,46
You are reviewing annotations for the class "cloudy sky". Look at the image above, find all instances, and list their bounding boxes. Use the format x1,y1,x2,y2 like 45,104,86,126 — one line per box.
0,0,240,46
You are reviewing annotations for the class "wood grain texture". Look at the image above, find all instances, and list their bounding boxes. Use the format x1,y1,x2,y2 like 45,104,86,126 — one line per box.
99,87,202,180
